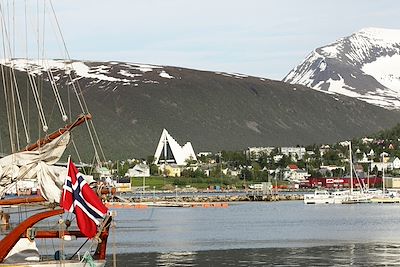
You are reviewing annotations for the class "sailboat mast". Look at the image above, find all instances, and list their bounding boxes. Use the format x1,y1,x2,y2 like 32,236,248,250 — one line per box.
349,141,353,194
382,153,385,194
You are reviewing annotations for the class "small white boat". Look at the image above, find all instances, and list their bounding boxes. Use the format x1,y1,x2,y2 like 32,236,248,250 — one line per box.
341,191,372,204
303,190,345,204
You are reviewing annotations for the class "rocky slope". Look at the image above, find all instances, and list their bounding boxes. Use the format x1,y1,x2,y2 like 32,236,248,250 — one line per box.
284,28,400,109
0,59,399,159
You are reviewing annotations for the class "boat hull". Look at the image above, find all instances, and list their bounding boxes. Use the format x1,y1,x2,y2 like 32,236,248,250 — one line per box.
370,197,400,203
303,190,345,204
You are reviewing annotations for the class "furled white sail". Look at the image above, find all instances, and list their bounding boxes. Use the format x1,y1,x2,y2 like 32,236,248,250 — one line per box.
0,132,70,202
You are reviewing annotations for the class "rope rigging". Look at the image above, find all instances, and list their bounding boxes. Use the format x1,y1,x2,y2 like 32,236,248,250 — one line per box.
0,2,32,148
48,0,107,165
0,2,114,264
0,0,107,168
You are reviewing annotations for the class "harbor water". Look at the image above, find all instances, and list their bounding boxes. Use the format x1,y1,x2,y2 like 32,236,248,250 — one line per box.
105,201,400,266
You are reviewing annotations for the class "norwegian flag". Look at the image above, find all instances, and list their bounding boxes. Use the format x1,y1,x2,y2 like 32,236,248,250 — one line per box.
60,158,108,238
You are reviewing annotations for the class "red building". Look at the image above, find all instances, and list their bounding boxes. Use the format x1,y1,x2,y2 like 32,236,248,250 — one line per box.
302,177,382,189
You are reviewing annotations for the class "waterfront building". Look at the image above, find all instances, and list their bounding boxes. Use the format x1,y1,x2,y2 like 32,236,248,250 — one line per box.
304,177,383,189
384,177,400,189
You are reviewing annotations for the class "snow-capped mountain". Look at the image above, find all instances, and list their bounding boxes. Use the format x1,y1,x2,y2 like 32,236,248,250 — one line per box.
1,59,399,158
283,28,400,109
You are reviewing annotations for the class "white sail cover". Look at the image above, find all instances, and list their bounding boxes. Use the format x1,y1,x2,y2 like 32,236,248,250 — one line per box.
0,132,70,202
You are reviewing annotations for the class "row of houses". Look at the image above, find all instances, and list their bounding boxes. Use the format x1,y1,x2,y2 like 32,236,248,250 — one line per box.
98,131,400,187
246,146,306,160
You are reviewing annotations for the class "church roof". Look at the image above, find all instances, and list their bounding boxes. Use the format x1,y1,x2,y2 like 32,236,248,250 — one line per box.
154,129,197,165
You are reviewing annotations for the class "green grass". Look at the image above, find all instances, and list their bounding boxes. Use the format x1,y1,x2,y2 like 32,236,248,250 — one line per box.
131,176,245,190
131,176,166,189
130,176,289,191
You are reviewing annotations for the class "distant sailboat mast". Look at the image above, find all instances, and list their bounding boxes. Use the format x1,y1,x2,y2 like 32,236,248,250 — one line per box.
349,141,353,194
382,153,385,194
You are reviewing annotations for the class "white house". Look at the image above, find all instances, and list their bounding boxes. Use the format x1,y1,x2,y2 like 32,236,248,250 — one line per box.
371,162,389,172
280,147,306,160
273,155,284,162
357,153,371,163
153,129,197,166
389,157,400,170
320,165,345,172
197,152,212,157
368,149,375,158
96,167,112,180
246,147,275,159
319,145,331,156
126,164,150,177
362,137,374,144
283,165,310,183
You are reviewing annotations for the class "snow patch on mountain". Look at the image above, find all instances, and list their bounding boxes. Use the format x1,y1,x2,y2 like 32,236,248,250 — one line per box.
0,59,170,85
215,72,249,79
324,75,360,97
125,63,162,73
159,70,174,79
284,51,323,87
118,69,142,78
72,62,129,82
284,27,400,109
362,54,400,93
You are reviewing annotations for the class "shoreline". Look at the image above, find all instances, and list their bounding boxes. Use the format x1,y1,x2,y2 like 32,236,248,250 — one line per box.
111,191,304,204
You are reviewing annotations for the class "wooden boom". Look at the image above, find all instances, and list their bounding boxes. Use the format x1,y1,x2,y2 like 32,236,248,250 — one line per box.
0,195,46,206
0,209,64,262
0,209,112,262
23,113,92,152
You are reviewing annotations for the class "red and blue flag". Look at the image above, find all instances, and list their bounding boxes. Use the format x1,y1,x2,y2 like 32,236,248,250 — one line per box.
60,158,108,238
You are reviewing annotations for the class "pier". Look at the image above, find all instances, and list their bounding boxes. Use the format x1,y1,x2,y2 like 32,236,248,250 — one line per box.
105,190,304,208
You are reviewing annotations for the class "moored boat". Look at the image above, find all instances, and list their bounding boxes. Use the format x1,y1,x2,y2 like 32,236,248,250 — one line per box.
303,190,349,204
0,2,112,265
0,121,112,266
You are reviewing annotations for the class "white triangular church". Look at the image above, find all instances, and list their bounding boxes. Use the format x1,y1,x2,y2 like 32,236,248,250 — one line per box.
154,129,197,165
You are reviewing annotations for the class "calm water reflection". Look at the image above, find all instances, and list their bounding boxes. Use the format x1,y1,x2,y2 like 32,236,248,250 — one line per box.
106,201,400,265
107,244,400,266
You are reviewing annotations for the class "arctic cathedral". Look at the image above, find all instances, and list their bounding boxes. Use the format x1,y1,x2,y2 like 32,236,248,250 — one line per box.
153,129,197,166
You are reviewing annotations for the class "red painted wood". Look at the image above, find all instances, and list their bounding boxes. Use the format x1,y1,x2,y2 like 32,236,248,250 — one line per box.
0,209,64,262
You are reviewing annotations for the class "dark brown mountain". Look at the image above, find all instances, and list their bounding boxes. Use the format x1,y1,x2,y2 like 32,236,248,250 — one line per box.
0,60,399,160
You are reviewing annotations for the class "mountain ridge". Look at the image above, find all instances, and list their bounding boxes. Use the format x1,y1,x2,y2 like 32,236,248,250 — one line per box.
0,59,399,159
284,27,400,109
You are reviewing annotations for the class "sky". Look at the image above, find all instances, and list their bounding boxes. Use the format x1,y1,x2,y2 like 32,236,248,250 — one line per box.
6,0,400,80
